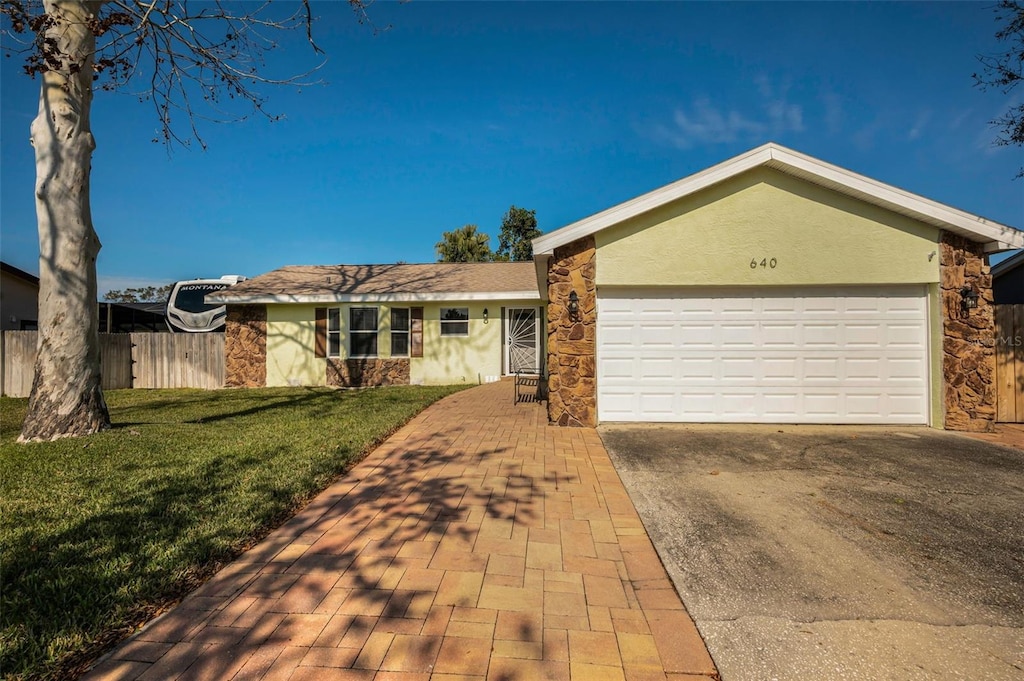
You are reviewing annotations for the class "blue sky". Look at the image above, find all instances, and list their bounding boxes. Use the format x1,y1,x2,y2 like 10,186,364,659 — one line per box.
1,1,1022,295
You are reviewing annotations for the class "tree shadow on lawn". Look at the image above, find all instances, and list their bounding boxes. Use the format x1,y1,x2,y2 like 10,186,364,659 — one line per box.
6,407,576,680
91,426,574,680
108,387,340,427
1,442,319,679
109,385,454,429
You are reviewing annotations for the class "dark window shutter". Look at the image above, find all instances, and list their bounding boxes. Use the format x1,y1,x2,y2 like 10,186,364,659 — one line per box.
315,307,327,358
410,306,424,358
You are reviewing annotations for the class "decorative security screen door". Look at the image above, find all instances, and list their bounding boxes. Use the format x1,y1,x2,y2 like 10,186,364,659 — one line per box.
505,307,540,373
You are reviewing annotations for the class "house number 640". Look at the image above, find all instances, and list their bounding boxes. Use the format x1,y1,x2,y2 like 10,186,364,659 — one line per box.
750,257,778,269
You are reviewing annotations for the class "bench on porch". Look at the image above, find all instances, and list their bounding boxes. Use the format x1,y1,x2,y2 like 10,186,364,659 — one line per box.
513,369,545,404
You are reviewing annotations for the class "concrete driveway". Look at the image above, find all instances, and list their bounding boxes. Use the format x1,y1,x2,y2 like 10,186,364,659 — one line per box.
600,423,1024,681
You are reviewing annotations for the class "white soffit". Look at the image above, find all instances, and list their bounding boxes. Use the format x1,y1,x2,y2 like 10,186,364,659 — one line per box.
532,142,1024,255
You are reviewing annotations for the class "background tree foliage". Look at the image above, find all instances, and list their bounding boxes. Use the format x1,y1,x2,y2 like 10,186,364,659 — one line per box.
434,205,541,263
975,0,1024,176
496,204,541,262
435,224,494,262
102,284,174,303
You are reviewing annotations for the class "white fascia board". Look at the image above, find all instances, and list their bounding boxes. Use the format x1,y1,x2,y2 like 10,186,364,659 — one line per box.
533,255,550,301
532,142,1022,254
765,146,1024,249
207,290,542,305
982,240,1021,254
533,144,773,255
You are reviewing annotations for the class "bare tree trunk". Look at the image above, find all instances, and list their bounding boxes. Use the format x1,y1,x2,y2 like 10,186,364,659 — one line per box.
19,0,109,442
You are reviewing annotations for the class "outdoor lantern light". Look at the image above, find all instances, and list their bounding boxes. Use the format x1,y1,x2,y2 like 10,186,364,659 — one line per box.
568,290,580,318
960,286,980,313
483,308,489,324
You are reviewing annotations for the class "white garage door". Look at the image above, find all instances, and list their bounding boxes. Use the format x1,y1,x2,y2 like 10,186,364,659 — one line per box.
597,286,929,424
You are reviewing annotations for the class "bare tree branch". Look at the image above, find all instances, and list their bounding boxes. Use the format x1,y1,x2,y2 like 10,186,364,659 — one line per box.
2,0,346,148
974,0,1024,176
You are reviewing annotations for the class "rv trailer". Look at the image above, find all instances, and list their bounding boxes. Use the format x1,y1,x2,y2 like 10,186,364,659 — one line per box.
165,275,246,332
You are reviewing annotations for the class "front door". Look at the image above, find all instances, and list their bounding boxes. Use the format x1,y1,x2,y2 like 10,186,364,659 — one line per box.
505,307,541,374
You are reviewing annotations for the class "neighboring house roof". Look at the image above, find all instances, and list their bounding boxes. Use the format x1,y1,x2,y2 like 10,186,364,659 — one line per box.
107,301,168,314
1,261,40,286
208,262,541,304
991,249,1024,278
532,142,1024,256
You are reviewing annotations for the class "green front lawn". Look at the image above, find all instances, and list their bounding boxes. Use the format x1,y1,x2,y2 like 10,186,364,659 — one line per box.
0,384,465,680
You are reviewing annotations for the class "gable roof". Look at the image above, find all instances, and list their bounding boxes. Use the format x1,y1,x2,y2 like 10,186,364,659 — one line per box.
208,262,541,304
532,142,1024,256
991,249,1024,278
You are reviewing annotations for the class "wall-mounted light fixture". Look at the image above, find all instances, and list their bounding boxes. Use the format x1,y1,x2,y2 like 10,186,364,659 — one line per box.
568,290,580,319
960,286,979,313
483,308,489,324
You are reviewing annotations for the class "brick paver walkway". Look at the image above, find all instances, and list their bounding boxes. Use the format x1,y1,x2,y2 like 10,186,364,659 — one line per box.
86,381,718,681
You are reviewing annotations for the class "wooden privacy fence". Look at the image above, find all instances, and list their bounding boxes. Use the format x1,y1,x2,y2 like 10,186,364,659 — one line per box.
995,304,1024,424
131,333,225,390
1,331,224,397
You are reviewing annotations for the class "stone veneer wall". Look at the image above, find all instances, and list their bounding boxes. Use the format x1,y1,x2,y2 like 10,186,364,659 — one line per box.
940,232,996,432
327,358,410,387
547,236,597,426
224,304,267,388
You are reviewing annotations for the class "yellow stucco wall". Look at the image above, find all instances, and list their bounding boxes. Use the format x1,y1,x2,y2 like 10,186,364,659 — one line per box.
266,304,324,387
413,303,497,385
927,283,943,427
264,301,542,387
595,167,942,287
592,167,946,427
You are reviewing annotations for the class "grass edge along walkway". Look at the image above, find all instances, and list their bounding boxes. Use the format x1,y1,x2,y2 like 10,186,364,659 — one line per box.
0,384,466,681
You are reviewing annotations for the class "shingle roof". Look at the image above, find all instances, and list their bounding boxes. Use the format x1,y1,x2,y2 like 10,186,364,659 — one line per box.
991,249,1024,278
208,262,541,304
1,261,40,286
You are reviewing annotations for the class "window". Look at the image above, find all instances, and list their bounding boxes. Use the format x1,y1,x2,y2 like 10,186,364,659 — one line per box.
440,307,469,336
391,308,410,356
350,307,378,357
327,308,341,357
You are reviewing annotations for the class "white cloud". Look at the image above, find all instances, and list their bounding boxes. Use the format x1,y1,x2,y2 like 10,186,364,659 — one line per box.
658,77,804,149
756,76,804,134
948,108,973,131
820,92,843,135
663,98,766,149
852,117,884,151
908,110,932,141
